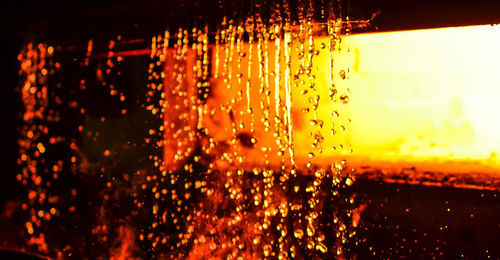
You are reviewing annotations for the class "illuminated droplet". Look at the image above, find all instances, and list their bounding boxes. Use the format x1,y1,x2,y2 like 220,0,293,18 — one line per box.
339,69,346,80
340,94,349,104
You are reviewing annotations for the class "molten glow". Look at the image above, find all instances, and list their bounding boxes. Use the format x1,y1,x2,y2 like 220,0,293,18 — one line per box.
344,25,500,175
193,24,500,175
156,20,358,258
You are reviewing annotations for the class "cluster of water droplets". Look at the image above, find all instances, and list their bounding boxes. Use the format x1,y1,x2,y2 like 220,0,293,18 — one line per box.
17,0,362,258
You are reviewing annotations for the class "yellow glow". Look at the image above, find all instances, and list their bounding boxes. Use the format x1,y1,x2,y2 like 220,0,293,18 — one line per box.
166,24,500,176
344,25,500,175
203,32,351,169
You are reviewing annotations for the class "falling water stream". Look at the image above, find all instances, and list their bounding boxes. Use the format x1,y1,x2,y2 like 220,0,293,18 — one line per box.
143,2,358,258
15,0,500,259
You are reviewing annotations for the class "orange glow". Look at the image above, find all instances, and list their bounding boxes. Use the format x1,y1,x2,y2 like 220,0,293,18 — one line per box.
344,25,500,175
181,24,500,177
150,22,500,258
110,226,137,260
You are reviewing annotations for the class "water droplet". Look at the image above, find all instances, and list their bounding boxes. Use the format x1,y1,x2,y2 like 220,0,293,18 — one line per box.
340,94,349,104
339,69,346,80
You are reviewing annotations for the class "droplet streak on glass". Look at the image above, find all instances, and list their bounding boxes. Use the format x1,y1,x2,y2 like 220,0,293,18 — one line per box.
17,1,361,258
